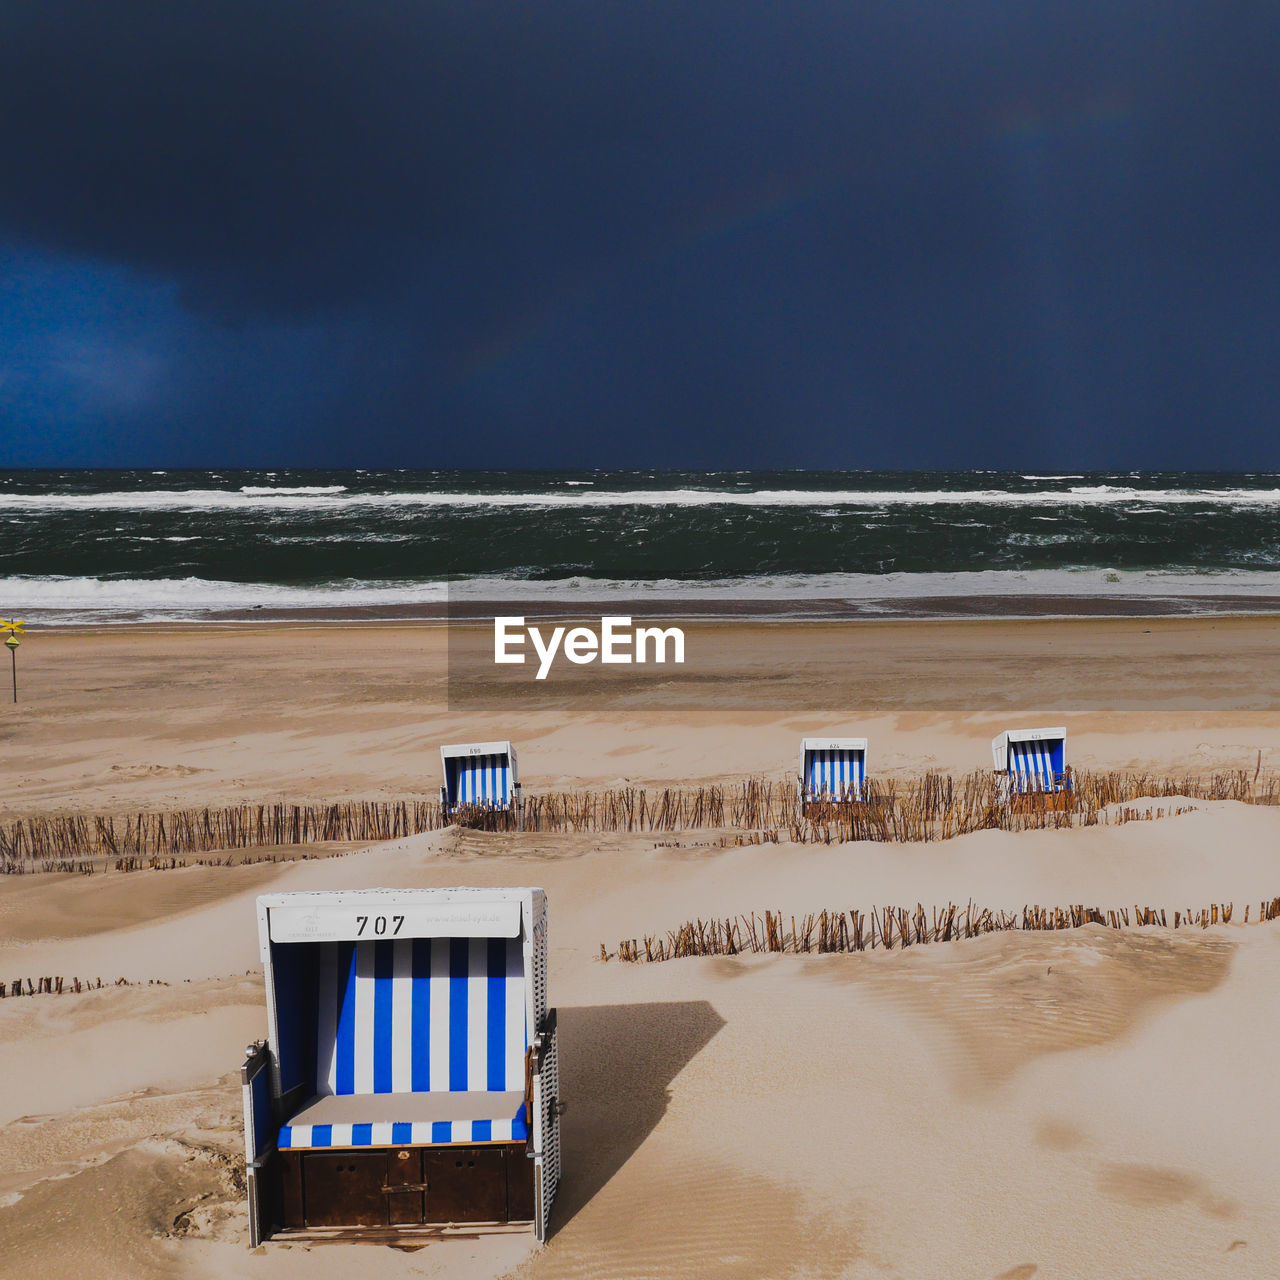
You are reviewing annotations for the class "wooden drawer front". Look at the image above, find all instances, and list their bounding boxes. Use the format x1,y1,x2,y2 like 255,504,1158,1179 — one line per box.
277,1144,527,1233
302,1152,388,1228
425,1146,508,1223
280,1152,304,1228
507,1148,536,1222
385,1148,424,1225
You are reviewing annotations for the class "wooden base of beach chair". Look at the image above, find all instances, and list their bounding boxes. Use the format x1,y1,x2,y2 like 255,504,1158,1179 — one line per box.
1007,791,1074,814
448,804,520,832
261,1222,535,1247
275,1143,535,1234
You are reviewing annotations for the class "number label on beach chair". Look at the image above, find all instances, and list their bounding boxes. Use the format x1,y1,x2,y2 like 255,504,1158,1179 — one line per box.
269,899,521,942
355,914,405,937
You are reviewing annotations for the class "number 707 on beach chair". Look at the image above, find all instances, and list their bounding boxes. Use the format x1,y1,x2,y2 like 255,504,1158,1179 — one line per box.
241,887,561,1245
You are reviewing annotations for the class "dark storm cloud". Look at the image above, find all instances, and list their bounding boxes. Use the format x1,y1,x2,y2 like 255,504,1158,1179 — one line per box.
0,1,1277,465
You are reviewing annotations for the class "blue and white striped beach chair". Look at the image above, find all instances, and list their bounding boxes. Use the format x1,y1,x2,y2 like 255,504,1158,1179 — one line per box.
440,741,521,821
800,737,868,806
991,727,1069,796
242,887,560,1245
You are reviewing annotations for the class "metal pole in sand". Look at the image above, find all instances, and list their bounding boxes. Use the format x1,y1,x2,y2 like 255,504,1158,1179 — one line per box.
1,620,25,703
5,636,16,703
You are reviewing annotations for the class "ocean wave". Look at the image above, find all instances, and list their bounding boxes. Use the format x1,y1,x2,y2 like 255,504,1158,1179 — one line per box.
5,484,1280,511
445,569,1280,600
0,575,445,620
7,569,1280,624
238,485,349,496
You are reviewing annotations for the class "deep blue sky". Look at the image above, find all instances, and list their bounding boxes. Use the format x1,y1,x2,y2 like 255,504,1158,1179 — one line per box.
0,1,1276,469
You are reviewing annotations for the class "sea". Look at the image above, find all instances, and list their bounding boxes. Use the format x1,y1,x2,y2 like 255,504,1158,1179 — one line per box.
6,469,1280,624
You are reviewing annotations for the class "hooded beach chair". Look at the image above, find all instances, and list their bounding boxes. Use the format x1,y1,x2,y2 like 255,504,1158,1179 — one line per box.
440,741,521,822
800,738,868,808
991,727,1070,797
241,887,561,1245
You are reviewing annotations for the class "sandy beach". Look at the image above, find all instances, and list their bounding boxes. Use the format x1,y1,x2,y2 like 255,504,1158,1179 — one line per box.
2,617,1280,1278
5,615,1280,817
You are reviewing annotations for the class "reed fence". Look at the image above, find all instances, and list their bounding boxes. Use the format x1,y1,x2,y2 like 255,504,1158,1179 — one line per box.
0,975,168,999
605,896,1280,962
1,767,1278,867
0,800,441,867
0,851,337,876
415,766,1280,840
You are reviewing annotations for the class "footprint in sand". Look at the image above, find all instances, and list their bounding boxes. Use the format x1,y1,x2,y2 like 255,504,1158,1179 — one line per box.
1096,1163,1239,1220
1033,1118,1085,1151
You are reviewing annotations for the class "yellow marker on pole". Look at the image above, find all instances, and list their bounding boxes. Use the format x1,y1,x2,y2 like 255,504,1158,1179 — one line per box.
0,620,25,704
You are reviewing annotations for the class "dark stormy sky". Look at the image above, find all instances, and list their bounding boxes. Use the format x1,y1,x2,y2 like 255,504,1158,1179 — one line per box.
0,1,1276,470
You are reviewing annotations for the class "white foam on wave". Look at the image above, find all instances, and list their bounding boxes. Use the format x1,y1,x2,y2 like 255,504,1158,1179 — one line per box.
238,485,349,496
7,569,1280,624
448,569,1280,601
4,484,1280,511
0,575,445,623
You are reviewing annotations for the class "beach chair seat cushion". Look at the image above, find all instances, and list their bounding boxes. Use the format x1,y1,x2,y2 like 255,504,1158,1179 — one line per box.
279,1090,529,1148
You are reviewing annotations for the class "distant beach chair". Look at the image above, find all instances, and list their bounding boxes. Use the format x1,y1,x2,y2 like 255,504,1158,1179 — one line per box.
991,727,1071,806
440,741,521,824
800,737,868,812
242,887,561,1246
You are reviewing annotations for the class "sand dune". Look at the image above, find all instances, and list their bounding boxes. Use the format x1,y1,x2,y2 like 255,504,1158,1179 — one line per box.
3,812,1279,1278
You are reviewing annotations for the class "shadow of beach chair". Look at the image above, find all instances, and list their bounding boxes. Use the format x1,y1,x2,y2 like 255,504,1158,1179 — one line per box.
991,726,1073,811
241,887,561,1245
440,741,522,828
